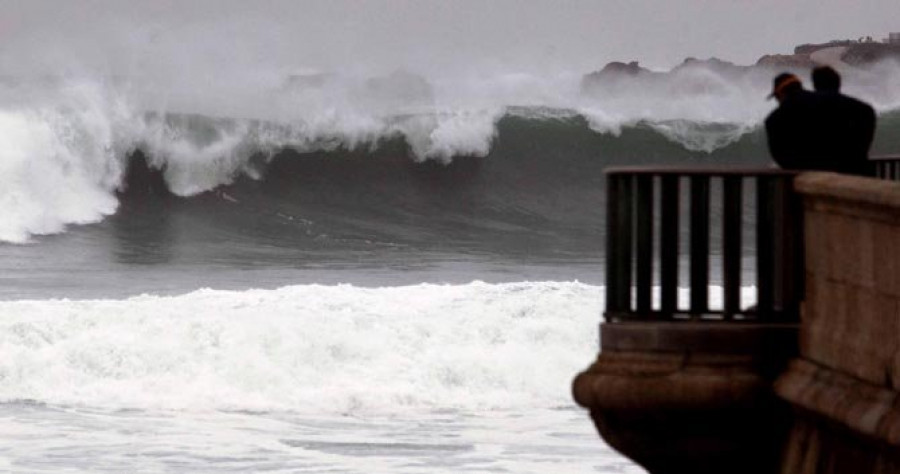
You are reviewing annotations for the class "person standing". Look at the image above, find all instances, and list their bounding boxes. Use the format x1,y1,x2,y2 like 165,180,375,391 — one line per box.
764,73,823,172
764,69,877,176
810,66,877,176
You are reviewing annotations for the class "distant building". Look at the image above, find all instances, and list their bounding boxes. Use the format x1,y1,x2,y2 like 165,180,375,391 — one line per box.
887,32,900,44
795,40,855,55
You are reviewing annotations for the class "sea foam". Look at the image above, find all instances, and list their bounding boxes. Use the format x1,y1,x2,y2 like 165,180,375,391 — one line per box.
0,281,766,414
0,81,125,243
0,281,602,414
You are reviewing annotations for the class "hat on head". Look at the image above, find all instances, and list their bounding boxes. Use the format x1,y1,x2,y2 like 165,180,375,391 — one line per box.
768,73,801,100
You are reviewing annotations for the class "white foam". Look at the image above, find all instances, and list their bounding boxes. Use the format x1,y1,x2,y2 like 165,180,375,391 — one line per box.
0,281,603,414
0,80,127,243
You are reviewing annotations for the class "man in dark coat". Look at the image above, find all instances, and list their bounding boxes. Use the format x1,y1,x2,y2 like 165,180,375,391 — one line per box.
811,66,877,176
764,70,876,176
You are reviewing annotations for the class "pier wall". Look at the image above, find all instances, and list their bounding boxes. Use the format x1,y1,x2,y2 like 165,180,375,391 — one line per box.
777,173,900,473
574,171,900,473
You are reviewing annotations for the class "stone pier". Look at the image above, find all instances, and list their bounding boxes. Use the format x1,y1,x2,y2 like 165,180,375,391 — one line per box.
777,173,900,473
573,322,797,474
574,172,900,473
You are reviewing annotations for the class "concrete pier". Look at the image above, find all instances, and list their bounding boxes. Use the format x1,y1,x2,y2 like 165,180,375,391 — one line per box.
574,171,900,473
777,173,900,473
573,323,797,474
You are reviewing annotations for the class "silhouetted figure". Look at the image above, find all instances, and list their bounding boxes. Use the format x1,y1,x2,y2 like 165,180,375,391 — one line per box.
765,70,876,176
811,66,877,176
765,73,822,171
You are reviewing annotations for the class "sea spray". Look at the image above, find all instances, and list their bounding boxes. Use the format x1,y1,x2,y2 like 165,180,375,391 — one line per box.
2,61,900,243
0,80,129,242
0,281,602,413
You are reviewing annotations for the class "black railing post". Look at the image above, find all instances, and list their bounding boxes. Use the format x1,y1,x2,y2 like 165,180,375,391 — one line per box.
604,166,801,324
723,176,743,317
635,175,654,314
689,176,710,315
605,174,620,316
606,174,634,318
660,176,680,314
869,155,900,181
756,176,775,318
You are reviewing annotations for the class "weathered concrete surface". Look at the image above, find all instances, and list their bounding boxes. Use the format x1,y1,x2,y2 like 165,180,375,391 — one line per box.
793,173,900,385
601,322,799,358
573,172,900,473
776,173,900,473
573,324,796,474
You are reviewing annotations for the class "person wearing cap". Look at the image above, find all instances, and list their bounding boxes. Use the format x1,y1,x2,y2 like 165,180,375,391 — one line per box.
811,66,877,176
765,70,876,176
764,73,822,172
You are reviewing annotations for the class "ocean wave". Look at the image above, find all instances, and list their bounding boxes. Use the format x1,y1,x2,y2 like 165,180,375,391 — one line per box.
0,281,602,413
1,66,900,243
0,281,766,413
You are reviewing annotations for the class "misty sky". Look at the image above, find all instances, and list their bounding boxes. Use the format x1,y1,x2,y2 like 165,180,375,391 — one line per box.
1,0,899,75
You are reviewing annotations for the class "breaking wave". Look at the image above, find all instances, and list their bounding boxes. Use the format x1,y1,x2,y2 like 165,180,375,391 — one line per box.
1,62,900,244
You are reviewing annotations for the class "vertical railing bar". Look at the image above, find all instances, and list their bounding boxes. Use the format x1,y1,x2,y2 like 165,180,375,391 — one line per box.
605,174,620,319
779,177,803,319
604,168,809,323
660,175,680,314
690,175,710,315
756,176,775,318
723,176,742,318
635,175,654,313
772,179,787,316
614,175,634,315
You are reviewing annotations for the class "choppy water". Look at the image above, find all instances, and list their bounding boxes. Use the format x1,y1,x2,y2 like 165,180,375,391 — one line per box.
2,39,900,471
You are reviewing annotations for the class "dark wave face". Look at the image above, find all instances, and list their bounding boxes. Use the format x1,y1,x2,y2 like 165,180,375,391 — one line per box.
3,109,900,299
126,114,781,253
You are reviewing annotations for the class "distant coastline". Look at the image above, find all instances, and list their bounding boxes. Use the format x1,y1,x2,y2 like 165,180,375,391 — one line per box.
582,35,900,92
760,37,900,68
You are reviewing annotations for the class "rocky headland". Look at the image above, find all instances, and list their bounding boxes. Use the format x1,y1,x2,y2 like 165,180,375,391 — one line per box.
582,39,900,93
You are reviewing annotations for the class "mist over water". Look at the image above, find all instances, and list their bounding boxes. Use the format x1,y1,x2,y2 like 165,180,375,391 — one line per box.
2,1,900,243
2,56,900,243
2,3,900,472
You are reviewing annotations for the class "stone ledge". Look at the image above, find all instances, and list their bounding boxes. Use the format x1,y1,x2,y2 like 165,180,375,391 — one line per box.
573,351,791,474
602,321,799,355
796,172,900,223
573,351,768,412
775,358,900,444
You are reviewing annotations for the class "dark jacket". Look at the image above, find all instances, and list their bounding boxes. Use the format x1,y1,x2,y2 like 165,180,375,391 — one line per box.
765,90,876,176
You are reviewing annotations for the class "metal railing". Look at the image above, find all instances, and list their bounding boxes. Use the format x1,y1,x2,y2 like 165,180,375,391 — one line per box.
605,167,802,323
871,155,900,180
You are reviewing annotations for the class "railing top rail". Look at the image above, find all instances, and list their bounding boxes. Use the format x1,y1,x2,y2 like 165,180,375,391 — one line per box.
605,166,799,177
870,154,900,161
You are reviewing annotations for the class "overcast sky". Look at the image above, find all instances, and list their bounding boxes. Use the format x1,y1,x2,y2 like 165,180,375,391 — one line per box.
1,0,899,75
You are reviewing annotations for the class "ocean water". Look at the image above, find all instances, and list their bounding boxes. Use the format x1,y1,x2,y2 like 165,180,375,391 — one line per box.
2,57,900,473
